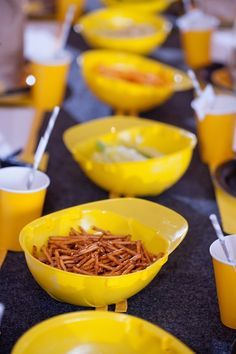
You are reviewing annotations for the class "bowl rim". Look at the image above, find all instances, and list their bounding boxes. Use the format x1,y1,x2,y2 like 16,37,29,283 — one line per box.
101,0,176,11
76,7,172,39
77,49,193,92
12,310,193,354
79,51,174,92
64,116,197,145
66,119,197,166
20,211,168,280
20,198,188,280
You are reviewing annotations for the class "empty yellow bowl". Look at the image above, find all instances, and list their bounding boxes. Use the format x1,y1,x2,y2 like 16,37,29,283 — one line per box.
79,50,192,113
12,311,194,354
63,117,196,196
76,8,172,54
19,198,188,307
102,0,176,13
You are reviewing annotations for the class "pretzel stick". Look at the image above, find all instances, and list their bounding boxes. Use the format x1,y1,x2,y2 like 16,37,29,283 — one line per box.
32,226,164,276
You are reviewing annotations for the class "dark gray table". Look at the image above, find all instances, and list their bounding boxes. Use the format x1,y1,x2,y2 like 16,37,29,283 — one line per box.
0,5,235,354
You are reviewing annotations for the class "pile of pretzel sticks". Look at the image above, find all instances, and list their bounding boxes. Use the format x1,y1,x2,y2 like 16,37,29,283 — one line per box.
32,226,164,276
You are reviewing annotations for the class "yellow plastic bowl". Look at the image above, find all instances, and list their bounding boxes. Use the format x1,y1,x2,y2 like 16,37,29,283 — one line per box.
102,0,177,13
63,117,196,196
12,311,194,354
76,9,172,54
79,50,192,112
19,198,188,307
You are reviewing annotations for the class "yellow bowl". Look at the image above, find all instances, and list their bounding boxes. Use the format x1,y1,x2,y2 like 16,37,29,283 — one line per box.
76,9,172,55
19,198,188,307
102,0,177,13
12,311,194,354
63,117,196,196
79,50,192,112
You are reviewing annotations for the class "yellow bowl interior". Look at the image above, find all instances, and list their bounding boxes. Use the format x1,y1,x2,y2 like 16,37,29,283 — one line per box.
19,198,188,307
77,9,171,54
74,125,194,159
64,116,157,151
22,208,168,256
64,117,196,196
79,50,192,111
12,311,194,354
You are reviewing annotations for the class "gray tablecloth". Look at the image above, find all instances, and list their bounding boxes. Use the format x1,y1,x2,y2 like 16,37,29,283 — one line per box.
0,9,235,354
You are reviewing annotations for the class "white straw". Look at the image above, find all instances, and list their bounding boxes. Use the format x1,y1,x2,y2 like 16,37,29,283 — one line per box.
187,69,203,97
27,106,60,189
56,5,76,55
182,0,192,13
209,214,236,272
0,303,4,327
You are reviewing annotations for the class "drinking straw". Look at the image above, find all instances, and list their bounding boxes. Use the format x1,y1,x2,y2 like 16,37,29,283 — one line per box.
187,69,203,97
209,214,236,272
182,0,192,13
0,304,4,327
26,106,60,189
56,5,76,55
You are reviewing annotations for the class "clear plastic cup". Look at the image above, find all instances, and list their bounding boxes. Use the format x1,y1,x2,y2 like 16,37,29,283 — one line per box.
0,167,50,251
192,94,236,168
177,10,219,69
209,235,236,329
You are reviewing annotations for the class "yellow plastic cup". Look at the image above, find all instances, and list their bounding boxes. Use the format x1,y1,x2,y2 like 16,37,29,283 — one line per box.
56,0,85,23
209,235,236,329
177,10,219,69
196,112,235,167
192,94,236,168
180,29,213,69
30,51,72,110
0,167,50,251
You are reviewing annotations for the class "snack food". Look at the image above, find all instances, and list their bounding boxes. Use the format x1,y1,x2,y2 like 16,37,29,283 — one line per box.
32,226,163,276
98,23,156,38
93,144,148,162
92,141,163,163
97,64,168,86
